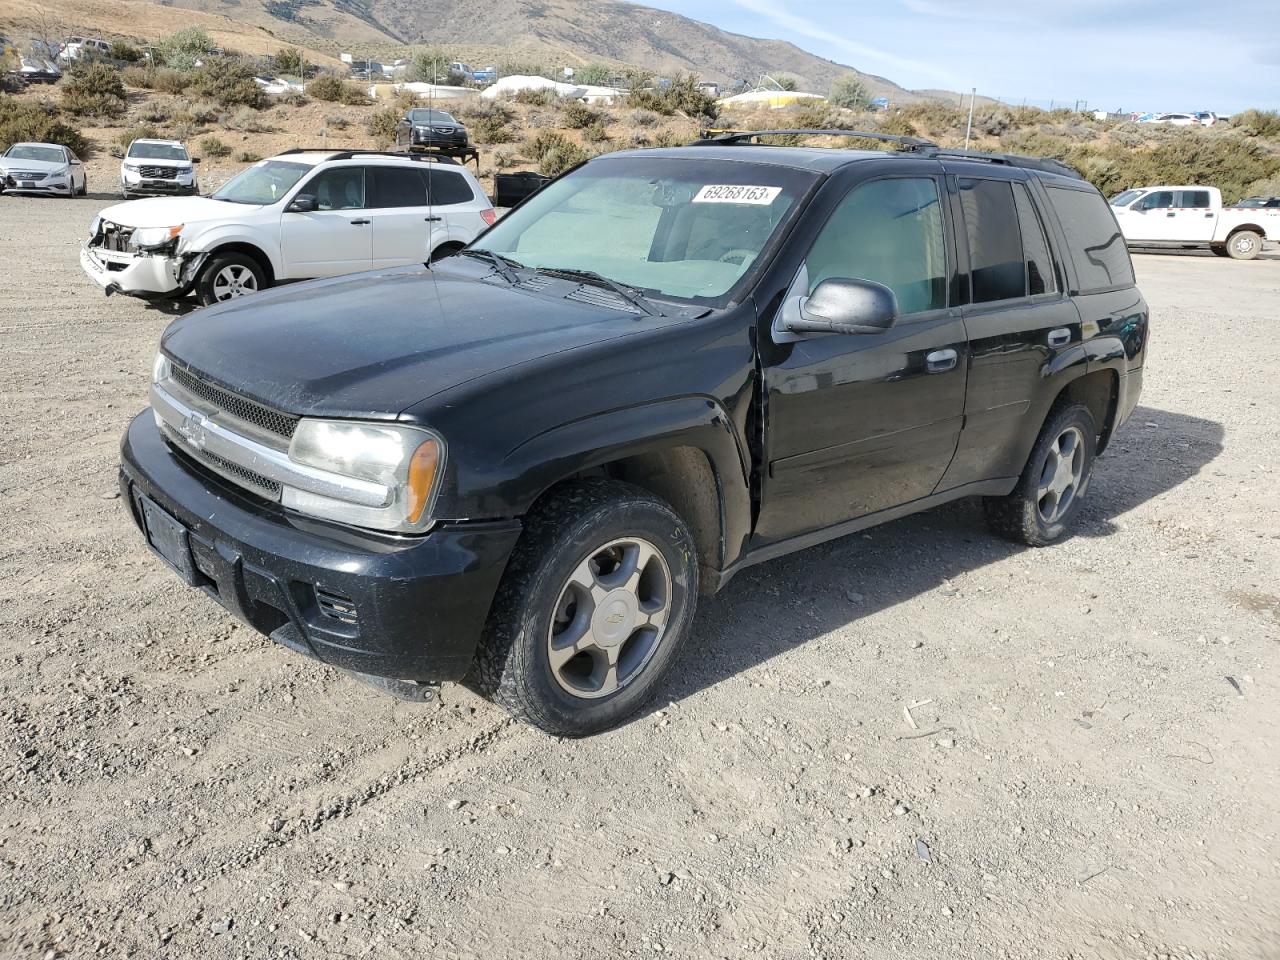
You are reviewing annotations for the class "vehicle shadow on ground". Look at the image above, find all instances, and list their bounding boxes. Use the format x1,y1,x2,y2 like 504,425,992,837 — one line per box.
661,405,1224,707
141,296,195,317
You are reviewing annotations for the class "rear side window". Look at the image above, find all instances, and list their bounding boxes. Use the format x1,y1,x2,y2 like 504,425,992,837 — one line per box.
424,169,475,206
958,178,1025,303
1180,190,1211,209
369,166,428,208
1045,185,1135,293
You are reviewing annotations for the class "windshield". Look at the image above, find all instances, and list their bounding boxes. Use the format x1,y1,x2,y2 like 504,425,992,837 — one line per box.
128,141,189,161
470,156,818,303
212,160,310,205
5,144,64,163
409,109,455,123
1110,189,1145,207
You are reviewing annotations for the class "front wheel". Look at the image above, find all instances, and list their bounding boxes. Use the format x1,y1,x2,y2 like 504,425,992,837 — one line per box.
984,403,1098,547
196,252,267,306
468,479,699,737
1226,230,1262,261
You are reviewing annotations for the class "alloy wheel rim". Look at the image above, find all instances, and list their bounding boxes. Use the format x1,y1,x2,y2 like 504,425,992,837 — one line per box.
212,265,258,301
546,537,672,700
1036,426,1085,524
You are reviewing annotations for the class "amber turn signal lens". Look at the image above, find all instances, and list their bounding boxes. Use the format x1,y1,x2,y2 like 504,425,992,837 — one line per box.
405,440,441,524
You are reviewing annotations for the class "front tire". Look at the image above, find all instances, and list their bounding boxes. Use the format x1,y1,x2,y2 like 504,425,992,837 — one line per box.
469,479,699,737
1226,230,1262,260
984,403,1098,547
196,252,267,306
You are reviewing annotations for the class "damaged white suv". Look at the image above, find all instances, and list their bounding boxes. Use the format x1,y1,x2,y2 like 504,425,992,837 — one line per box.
81,149,496,305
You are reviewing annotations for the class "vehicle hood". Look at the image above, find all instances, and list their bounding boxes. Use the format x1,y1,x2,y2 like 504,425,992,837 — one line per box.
160,265,692,420
0,157,66,173
98,196,261,228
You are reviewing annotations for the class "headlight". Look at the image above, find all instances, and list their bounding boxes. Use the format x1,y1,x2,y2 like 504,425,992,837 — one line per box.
133,225,183,249
152,352,171,384
122,162,139,173
89,214,101,238
283,419,444,532
48,166,68,179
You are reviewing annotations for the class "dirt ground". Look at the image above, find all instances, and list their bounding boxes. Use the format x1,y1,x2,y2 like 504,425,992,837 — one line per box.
1,192,1278,960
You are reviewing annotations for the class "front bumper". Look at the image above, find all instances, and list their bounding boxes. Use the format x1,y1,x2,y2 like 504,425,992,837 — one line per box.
123,179,198,196
120,411,522,682
80,243,183,297
2,177,71,195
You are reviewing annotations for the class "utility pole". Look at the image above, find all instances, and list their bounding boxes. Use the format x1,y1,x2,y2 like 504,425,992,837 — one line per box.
964,87,976,150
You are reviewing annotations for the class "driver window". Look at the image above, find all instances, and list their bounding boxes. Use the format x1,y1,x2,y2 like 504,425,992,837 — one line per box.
1140,190,1174,210
303,167,366,211
805,177,946,315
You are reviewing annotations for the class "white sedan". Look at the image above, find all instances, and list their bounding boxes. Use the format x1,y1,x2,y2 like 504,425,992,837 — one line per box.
0,142,87,197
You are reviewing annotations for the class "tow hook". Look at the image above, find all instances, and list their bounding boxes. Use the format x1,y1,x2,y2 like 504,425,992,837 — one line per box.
342,670,440,703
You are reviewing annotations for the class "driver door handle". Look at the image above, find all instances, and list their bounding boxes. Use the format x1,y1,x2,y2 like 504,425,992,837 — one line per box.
926,348,957,372
423,215,443,222
350,218,371,225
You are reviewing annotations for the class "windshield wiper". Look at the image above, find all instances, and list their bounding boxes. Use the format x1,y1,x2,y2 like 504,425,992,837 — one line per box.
460,249,524,284
533,266,660,316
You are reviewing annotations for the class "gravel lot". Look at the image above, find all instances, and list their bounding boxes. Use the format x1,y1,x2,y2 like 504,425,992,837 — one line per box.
1,193,1278,960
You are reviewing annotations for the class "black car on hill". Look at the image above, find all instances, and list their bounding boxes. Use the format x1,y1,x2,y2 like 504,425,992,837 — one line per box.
394,107,469,152
119,130,1148,736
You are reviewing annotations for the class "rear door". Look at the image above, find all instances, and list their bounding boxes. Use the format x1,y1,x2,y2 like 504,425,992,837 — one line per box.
279,165,374,278
1174,188,1216,242
424,167,490,247
755,169,969,544
940,172,1082,487
367,164,446,267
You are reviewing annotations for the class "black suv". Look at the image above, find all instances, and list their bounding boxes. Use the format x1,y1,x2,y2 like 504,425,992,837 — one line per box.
394,108,469,152
119,131,1148,736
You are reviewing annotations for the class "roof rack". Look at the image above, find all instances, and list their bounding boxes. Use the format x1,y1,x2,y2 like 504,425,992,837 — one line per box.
690,128,1084,180
694,128,938,150
275,148,460,164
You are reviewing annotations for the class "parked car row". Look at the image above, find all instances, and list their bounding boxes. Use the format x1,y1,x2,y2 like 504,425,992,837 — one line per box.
79,149,495,304
0,138,198,199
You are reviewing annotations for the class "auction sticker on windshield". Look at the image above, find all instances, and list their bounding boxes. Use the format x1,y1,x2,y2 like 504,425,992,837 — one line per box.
693,185,782,205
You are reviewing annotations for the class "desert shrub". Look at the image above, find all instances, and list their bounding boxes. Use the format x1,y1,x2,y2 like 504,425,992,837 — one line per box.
138,98,178,123
471,113,516,144
110,41,143,63
523,129,572,162
1232,109,1280,139
560,100,600,129
150,68,194,95
628,132,650,148
187,100,222,124
793,102,842,130
234,149,262,163
456,99,511,123
876,113,918,138
226,105,272,131
407,48,458,84
170,122,200,140
112,125,159,157
582,119,610,143
650,128,687,149
498,60,558,81
191,58,268,108
828,75,868,110
492,147,517,169
306,74,367,105
576,63,613,86
625,74,717,122
1000,129,1074,159
513,87,557,106
367,106,400,147
628,108,660,128
970,107,1014,137
156,26,214,66
276,89,307,107
773,75,799,91
198,135,231,158
539,140,590,176
0,96,91,155
273,47,305,77
59,62,127,118
900,100,965,134
324,113,349,130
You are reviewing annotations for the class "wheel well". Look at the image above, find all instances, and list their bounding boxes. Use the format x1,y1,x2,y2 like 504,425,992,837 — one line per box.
540,447,724,593
1226,223,1264,239
205,243,275,285
1058,369,1118,452
430,241,465,262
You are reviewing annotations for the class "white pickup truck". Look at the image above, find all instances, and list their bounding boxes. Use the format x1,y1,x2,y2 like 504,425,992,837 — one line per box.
1110,185,1278,259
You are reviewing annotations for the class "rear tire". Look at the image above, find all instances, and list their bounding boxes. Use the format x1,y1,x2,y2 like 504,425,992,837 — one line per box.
468,478,699,737
196,252,267,306
984,403,1097,547
1226,230,1262,260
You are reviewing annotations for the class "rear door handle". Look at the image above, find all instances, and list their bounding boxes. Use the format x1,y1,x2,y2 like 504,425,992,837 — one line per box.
423,215,443,222
925,348,957,372
350,218,371,225
1048,327,1071,347
1166,211,1176,217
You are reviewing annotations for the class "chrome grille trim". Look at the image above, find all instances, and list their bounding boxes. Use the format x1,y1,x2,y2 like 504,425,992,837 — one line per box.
169,365,299,439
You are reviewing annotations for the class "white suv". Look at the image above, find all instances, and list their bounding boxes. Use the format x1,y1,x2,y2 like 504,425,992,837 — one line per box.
121,138,198,199
81,149,496,305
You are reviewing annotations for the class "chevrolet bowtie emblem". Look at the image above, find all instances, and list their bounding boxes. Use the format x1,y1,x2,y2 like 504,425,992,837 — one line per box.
179,411,209,450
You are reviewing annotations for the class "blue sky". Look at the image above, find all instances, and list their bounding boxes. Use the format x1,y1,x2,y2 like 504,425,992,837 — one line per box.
643,0,1279,114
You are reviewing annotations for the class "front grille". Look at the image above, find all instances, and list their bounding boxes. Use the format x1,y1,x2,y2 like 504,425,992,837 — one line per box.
170,366,300,440
193,447,281,498
9,170,48,181
139,165,179,180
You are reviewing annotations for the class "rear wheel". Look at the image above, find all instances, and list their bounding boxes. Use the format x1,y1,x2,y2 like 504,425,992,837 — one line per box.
984,403,1097,547
1226,230,1262,260
196,252,267,306
468,479,698,737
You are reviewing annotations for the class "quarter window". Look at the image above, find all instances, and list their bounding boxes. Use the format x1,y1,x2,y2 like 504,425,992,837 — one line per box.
958,178,1025,303
805,177,946,315
1045,185,1135,293
425,169,475,206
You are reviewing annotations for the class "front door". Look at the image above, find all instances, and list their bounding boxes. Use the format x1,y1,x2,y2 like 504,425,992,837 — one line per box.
279,165,374,278
755,175,968,545
1121,189,1180,241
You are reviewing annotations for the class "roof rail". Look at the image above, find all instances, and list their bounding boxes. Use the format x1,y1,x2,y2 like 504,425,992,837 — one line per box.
275,148,460,164
918,147,1083,180
693,128,938,150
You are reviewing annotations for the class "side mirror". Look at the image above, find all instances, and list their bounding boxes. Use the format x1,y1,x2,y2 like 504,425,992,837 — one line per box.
287,193,318,213
786,278,898,335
